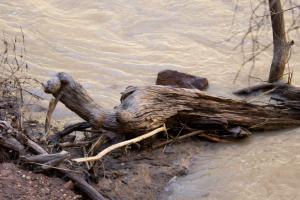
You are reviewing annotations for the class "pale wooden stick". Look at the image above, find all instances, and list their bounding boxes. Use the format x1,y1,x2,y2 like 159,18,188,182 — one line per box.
45,91,63,136
72,125,167,163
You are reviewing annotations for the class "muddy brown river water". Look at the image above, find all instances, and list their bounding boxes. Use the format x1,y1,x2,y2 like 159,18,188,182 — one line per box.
0,0,299,199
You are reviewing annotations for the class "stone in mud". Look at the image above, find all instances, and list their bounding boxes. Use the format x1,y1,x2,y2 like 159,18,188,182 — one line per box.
156,70,208,90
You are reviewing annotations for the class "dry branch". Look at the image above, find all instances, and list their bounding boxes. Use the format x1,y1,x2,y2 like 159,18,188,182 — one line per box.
73,125,167,163
234,82,300,100
48,122,91,144
151,130,221,149
0,135,25,153
62,171,105,200
21,150,69,163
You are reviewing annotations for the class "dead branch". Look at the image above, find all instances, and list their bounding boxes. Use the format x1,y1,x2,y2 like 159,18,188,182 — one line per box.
234,82,300,102
0,135,25,153
62,171,105,200
20,150,69,163
152,130,228,149
73,125,167,163
48,122,91,144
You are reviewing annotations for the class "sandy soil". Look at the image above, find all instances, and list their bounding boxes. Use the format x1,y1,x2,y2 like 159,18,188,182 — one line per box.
0,162,80,200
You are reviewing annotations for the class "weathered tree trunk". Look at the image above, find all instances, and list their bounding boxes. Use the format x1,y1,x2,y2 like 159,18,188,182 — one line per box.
268,0,290,82
44,73,300,137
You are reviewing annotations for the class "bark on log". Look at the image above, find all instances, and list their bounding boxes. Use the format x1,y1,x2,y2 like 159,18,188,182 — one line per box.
43,73,105,129
44,73,300,136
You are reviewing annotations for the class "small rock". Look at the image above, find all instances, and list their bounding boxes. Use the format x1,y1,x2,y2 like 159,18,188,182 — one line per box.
156,70,209,90
0,169,12,177
64,181,74,190
73,195,82,199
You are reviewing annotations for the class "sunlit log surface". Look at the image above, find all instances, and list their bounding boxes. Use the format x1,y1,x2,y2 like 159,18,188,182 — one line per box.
44,72,300,137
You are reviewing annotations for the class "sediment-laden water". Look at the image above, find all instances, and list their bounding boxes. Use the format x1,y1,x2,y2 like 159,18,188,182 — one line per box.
0,1,299,199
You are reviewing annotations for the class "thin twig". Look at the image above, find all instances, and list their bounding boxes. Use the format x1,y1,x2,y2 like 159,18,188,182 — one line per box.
27,162,82,174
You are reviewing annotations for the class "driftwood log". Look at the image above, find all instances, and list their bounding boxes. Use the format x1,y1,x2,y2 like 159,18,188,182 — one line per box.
44,72,300,138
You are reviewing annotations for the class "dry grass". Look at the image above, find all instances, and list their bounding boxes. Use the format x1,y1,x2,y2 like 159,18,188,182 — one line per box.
0,29,39,161
0,29,41,127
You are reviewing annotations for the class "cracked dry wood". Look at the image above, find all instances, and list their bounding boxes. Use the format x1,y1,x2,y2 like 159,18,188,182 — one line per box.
44,72,300,138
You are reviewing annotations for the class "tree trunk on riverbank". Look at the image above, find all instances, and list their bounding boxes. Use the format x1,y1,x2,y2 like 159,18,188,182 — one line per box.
44,72,300,138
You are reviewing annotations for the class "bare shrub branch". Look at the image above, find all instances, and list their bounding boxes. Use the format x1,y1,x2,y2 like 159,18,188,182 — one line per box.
0,28,41,129
232,0,299,84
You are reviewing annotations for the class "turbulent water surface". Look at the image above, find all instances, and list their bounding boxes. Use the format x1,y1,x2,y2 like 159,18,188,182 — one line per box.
0,1,299,199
